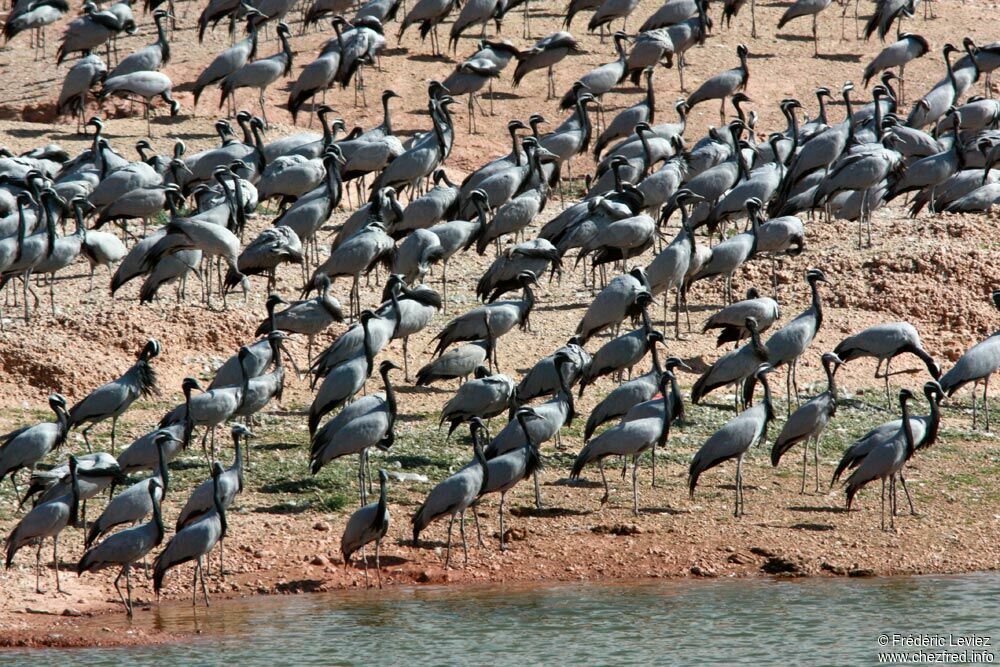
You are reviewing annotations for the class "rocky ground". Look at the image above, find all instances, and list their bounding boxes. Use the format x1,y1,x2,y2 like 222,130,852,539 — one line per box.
0,0,999,649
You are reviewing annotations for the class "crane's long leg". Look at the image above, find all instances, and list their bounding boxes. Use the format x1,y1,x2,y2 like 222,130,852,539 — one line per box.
54,535,62,593
533,468,542,509
114,566,129,615
375,538,382,589
459,508,469,565
111,415,118,455
898,471,916,515
813,14,818,57
199,556,210,606
192,562,198,605
801,440,808,494
599,459,609,505
444,514,454,568
498,492,507,551
35,541,43,593
631,454,639,516
880,477,886,531
984,375,991,432
472,504,485,547
814,434,821,493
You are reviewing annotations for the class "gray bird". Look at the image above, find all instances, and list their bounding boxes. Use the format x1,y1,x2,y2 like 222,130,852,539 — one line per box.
257,280,344,362
477,239,560,302
191,10,262,108
575,267,649,343
475,410,542,550
485,352,576,478
98,71,180,138
834,321,941,408
702,287,780,348
117,420,190,476
939,291,1000,430
86,433,171,548
692,317,768,407
77,478,164,616
646,189,701,337
685,44,749,124
770,352,843,493
583,351,669,440
178,348,251,458
56,55,108,132
844,389,916,531
68,339,160,453
689,365,776,516
228,227,303,293
448,0,503,53
571,370,673,513
340,468,390,587
0,394,69,497
310,361,400,505
559,32,628,109
516,336,591,404
578,328,664,395
412,428,489,567
432,272,538,367
440,366,515,436
777,0,831,57
391,170,459,238
862,33,929,104
764,268,828,407
587,0,638,36
512,31,580,100
5,455,80,593
833,380,941,518
689,199,761,304
107,9,172,78
416,339,493,386
153,462,227,605
309,311,376,435
219,22,293,126
398,0,458,56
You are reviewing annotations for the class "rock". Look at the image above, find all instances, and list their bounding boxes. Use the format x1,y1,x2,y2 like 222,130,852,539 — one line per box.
25,607,55,615
690,565,716,577
591,523,643,536
760,554,806,576
502,527,528,543
821,562,848,576
387,471,429,483
61,608,83,617
311,555,327,566
848,568,877,578
727,552,755,565
750,546,778,559
313,521,331,532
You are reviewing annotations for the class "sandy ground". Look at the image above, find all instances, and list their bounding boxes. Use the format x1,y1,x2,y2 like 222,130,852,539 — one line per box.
0,0,999,649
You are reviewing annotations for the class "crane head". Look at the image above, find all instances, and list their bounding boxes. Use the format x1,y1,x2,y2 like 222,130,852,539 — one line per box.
665,357,692,372
806,268,828,284
923,380,944,403
232,424,254,441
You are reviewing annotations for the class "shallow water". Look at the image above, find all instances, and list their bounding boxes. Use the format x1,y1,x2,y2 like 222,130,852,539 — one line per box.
6,573,1000,666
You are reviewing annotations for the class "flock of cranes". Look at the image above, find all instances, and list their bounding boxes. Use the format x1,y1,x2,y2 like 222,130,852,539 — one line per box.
0,0,998,618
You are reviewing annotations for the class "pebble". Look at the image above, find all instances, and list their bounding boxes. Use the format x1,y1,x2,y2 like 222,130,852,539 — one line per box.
313,521,331,532
311,556,327,566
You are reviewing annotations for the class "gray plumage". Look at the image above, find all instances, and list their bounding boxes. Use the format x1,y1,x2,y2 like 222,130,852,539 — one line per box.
57,55,107,121
77,478,165,615
107,9,171,78
764,268,827,403
416,340,492,386
843,390,916,531
834,321,941,404
152,462,227,604
702,287,780,347
575,267,648,343
0,394,69,493
939,291,1000,430
578,328,664,395
310,361,399,505
309,311,376,435
476,239,559,301
689,366,776,515
770,352,842,492
685,44,749,121
516,337,590,404
340,469,390,587
441,367,514,435
68,339,160,452
411,431,489,567
175,429,245,531
5,456,80,593
692,317,768,405
87,435,169,549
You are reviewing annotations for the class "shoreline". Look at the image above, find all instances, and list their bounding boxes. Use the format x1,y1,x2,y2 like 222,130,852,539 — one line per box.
5,564,1000,650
